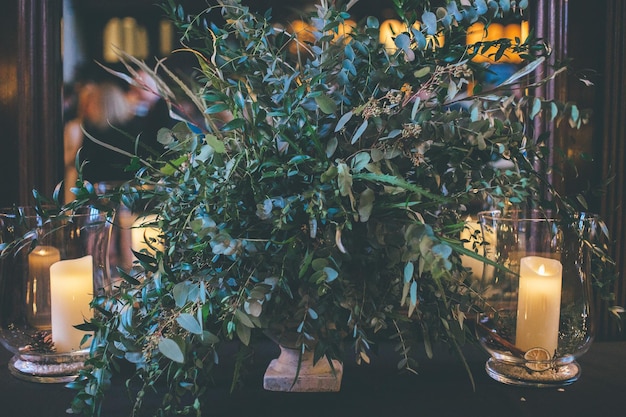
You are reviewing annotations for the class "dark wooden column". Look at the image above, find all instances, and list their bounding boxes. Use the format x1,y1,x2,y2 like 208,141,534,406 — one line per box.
529,0,569,196
0,2,20,207
0,0,63,208
596,0,626,340
531,1,626,339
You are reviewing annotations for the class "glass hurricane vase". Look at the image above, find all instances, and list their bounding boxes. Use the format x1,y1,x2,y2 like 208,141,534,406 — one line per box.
0,207,112,383
474,210,596,387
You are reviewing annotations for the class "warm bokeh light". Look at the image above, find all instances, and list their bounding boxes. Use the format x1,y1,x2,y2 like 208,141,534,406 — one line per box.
335,19,357,43
380,19,445,53
466,21,528,64
287,18,357,54
103,17,149,62
288,19,315,55
413,21,446,50
379,19,406,51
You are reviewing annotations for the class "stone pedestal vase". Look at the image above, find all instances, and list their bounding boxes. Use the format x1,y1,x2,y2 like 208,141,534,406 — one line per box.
263,345,343,392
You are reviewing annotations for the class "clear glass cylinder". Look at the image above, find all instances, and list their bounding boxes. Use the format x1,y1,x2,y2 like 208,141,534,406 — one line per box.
474,210,596,387
0,207,112,383
93,181,133,279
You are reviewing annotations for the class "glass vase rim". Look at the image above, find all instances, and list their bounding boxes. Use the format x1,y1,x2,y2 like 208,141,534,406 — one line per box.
0,206,108,220
476,209,598,222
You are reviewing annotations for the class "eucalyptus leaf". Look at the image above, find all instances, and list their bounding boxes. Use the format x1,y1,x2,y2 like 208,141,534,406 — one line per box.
311,269,326,283
244,300,263,317
401,281,410,306
414,67,431,78
438,7,452,29
342,59,357,76
394,33,411,53
321,164,338,183
234,309,255,328
173,282,190,308
550,101,559,121
447,1,463,21
409,281,418,307
351,119,368,144
157,128,175,145
312,258,329,271
351,152,371,172
201,331,221,345
236,322,251,346
326,137,338,158
530,97,542,119
323,266,339,282
177,313,203,335
124,352,144,364
158,338,185,363
335,111,353,132
337,162,353,196
411,96,421,120
221,118,245,132
315,94,337,114
288,155,313,165
432,243,452,259
412,28,427,50
357,188,375,222
569,104,580,127
421,11,437,35
205,103,230,114
475,0,488,15
371,148,384,162
446,81,458,103
498,57,545,87
404,262,414,283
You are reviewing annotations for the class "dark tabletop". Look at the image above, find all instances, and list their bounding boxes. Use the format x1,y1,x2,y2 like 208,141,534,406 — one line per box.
1,340,625,417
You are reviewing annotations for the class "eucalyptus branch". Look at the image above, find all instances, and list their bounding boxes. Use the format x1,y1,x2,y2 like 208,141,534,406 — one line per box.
392,319,418,375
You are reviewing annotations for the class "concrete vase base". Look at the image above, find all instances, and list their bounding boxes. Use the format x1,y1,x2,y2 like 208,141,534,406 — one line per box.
263,345,343,392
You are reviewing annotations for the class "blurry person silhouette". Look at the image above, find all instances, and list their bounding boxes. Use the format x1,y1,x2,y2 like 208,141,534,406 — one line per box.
124,68,176,159
64,80,134,202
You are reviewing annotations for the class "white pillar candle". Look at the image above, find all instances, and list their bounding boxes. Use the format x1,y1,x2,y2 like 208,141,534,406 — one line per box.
131,214,164,256
49,255,94,352
27,246,61,329
515,255,563,355
460,216,484,279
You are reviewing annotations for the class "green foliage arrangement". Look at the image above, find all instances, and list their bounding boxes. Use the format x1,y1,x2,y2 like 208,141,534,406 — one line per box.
52,0,611,415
